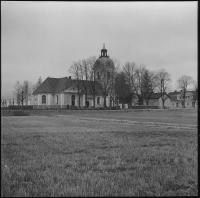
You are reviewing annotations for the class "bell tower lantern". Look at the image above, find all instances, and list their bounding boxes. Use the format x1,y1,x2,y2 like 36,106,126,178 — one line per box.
99,44,109,58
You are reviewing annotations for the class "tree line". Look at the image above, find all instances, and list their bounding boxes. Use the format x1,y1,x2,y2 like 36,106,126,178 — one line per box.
69,56,197,108
1,76,43,107
2,57,197,109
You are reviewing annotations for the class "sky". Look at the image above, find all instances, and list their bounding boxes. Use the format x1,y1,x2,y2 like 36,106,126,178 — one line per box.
1,1,197,97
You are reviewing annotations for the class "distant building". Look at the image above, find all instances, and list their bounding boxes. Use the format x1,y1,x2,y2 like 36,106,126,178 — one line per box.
168,90,197,108
144,92,171,108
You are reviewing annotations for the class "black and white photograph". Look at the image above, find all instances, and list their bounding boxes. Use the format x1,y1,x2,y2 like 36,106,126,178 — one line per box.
1,1,197,196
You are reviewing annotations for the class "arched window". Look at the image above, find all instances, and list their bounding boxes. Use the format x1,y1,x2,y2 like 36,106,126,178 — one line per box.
42,95,46,104
71,95,75,106
97,97,100,105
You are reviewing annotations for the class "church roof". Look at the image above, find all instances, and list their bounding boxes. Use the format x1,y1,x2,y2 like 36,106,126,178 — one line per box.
32,77,73,94
94,57,114,69
32,76,102,95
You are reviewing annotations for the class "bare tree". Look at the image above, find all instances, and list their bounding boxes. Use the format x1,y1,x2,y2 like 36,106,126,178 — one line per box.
96,60,116,108
109,57,119,108
114,71,129,108
176,75,193,108
123,62,137,107
33,76,43,92
192,80,198,107
79,59,90,107
13,81,22,105
133,65,147,105
87,56,98,108
68,61,83,108
22,81,32,105
156,69,172,108
142,70,158,106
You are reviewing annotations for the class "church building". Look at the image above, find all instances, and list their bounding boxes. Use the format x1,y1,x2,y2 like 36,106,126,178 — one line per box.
32,45,115,109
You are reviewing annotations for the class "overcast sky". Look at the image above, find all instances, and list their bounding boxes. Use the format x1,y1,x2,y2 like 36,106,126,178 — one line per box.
1,1,197,97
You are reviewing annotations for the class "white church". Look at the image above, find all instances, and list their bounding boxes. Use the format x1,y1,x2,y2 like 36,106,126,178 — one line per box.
32,45,115,109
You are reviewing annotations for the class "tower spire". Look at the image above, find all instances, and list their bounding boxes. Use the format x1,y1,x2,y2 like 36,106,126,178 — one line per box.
100,44,108,58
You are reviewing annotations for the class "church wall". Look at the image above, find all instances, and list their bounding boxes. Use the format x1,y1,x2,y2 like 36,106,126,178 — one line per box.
48,94,54,105
64,94,71,106
148,99,159,107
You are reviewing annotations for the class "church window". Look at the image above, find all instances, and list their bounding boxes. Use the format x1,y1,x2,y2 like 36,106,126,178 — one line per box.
42,95,46,104
97,72,100,80
97,97,100,104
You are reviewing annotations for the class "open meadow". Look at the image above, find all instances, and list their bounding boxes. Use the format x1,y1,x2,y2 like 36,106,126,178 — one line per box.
1,109,198,196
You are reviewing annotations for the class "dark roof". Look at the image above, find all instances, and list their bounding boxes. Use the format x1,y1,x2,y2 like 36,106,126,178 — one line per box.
147,92,171,99
32,77,72,94
32,76,103,95
94,57,114,69
168,91,181,96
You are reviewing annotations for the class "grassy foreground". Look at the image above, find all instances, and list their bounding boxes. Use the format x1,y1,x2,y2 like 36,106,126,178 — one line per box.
1,112,198,196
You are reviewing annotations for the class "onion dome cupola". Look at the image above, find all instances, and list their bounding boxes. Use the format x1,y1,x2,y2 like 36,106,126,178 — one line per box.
94,44,114,70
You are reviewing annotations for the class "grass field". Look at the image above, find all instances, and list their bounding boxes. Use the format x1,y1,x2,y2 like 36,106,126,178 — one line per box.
1,109,198,196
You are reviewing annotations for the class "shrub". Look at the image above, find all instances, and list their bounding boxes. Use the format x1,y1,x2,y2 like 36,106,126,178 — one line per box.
12,110,30,116
111,106,120,110
130,106,159,109
1,107,8,110
8,105,33,110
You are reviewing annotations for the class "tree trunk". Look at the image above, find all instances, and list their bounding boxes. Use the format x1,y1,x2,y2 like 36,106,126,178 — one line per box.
93,96,95,108
104,96,106,108
109,95,112,109
78,95,81,108
162,98,165,109
85,94,88,108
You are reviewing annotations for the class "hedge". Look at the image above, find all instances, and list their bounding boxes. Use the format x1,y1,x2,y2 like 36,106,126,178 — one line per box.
130,106,159,109
8,105,33,110
12,110,30,116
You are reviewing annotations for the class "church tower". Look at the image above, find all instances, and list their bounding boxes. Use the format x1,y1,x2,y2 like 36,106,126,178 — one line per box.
94,44,115,107
94,44,114,81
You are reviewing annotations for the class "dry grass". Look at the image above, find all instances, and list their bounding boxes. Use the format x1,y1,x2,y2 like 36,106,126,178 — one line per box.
1,110,198,196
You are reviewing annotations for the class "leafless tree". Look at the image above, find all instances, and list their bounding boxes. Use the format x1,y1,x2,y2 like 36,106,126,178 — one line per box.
96,60,116,108
142,70,158,106
176,75,193,108
68,61,83,108
192,80,198,106
87,56,98,108
13,81,22,105
123,62,137,106
133,65,147,105
79,59,90,107
156,69,172,108
22,81,32,105
33,76,43,92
